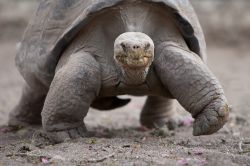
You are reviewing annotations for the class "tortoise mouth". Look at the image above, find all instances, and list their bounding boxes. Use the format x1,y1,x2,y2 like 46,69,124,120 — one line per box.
115,54,153,70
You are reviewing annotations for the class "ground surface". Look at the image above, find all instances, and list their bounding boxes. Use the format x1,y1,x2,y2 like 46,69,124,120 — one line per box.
0,1,250,166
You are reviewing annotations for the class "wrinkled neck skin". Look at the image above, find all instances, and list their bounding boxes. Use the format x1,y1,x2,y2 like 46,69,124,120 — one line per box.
121,67,149,85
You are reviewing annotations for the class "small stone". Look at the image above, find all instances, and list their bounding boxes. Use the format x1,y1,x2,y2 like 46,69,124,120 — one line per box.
122,145,131,148
193,148,203,155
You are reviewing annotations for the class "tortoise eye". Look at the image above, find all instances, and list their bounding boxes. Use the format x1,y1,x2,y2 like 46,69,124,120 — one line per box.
145,43,150,50
120,42,127,52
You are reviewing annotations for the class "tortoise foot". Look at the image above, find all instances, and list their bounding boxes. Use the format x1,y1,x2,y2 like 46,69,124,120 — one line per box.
141,113,183,130
193,105,229,136
45,126,88,143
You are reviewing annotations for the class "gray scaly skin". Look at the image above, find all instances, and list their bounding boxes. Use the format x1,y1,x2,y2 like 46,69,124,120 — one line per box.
8,1,229,143
154,42,229,135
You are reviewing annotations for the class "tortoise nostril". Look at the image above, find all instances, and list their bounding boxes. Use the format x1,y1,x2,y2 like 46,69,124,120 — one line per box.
120,43,142,51
133,45,140,49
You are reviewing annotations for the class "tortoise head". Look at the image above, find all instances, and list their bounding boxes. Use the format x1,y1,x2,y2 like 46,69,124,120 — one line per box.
114,32,154,85
114,32,154,70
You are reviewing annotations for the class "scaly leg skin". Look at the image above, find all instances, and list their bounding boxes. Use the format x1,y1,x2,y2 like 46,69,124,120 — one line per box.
41,52,101,143
140,96,181,130
154,42,229,136
8,84,46,127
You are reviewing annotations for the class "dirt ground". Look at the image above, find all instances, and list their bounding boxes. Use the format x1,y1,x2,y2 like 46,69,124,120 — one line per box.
0,1,250,166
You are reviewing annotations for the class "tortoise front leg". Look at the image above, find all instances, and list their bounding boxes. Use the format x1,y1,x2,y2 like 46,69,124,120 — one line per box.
41,52,101,143
154,43,229,136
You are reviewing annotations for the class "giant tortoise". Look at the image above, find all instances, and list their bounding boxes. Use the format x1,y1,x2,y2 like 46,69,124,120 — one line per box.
9,0,229,143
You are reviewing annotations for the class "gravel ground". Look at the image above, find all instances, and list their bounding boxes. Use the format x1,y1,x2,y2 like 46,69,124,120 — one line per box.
0,1,250,166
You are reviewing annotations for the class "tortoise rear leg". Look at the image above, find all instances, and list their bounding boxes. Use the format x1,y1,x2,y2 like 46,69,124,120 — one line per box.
41,52,101,143
140,96,181,130
8,84,46,127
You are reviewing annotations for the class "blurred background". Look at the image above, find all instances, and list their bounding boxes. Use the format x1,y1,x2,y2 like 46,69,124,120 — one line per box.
0,0,250,126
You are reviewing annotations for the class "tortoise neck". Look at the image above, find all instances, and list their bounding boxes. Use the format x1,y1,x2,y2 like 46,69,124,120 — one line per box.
121,67,149,85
